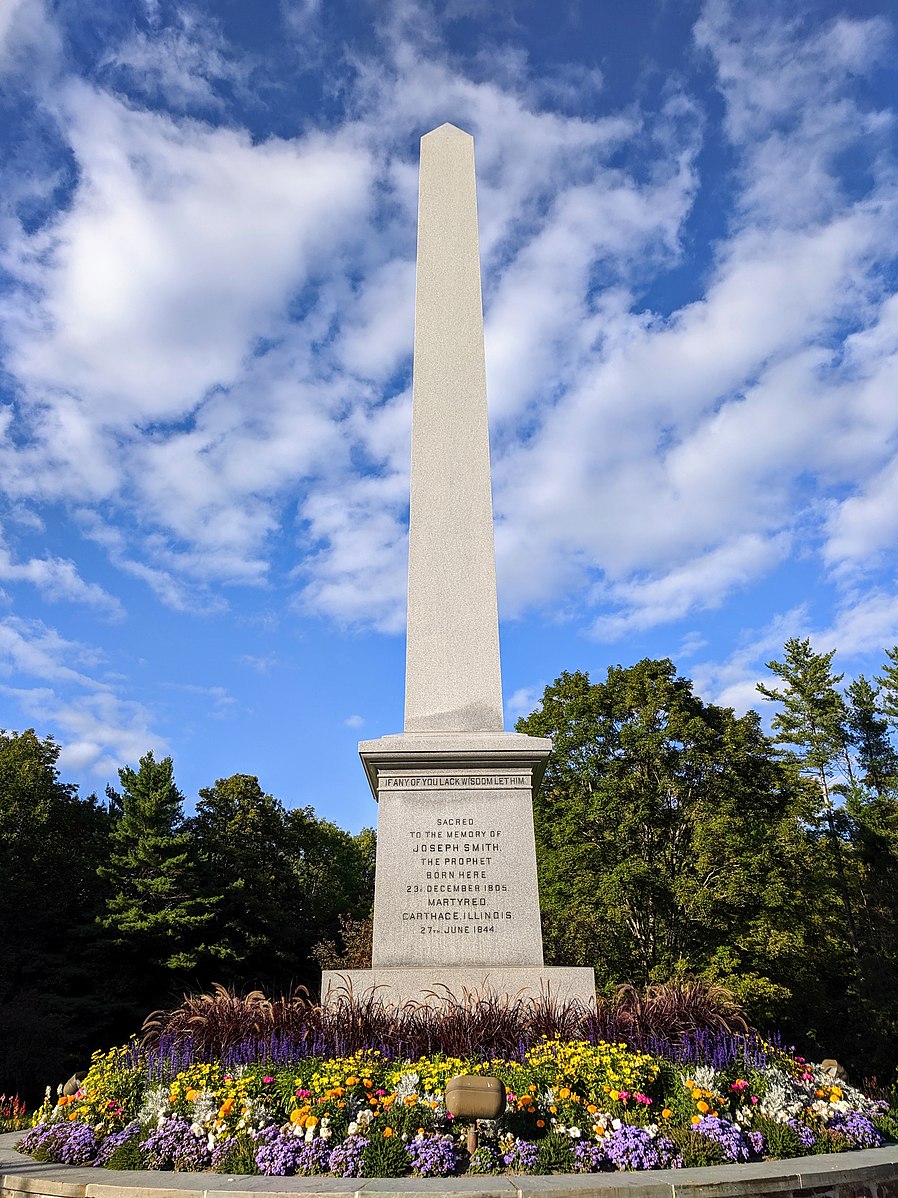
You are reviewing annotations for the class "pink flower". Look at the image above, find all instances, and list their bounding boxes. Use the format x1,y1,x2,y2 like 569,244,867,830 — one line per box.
263,1076,273,1084
750,1096,759,1104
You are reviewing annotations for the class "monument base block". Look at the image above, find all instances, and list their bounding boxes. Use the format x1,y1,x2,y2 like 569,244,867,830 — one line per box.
320,967,596,1009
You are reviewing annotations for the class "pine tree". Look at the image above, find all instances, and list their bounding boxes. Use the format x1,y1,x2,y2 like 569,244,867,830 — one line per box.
99,752,219,989
875,645,898,729
757,638,860,961
846,675,898,795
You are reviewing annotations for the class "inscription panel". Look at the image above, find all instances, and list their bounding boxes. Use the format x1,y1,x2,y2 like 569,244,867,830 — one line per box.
370,768,545,969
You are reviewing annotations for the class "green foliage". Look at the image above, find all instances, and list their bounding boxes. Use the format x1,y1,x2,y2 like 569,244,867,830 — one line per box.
362,1131,411,1177
211,1133,259,1174
536,1132,574,1172
106,1138,146,1170
518,661,812,1000
752,1115,812,1158
100,752,219,978
0,728,114,1098
667,1127,725,1167
467,1143,502,1174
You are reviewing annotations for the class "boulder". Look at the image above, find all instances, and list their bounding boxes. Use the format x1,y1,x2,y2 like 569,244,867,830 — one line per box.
820,1058,849,1082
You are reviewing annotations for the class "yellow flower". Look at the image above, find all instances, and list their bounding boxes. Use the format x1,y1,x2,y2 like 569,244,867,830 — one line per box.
290,1110,304,1124
609,1090,620,1101
186,1089,199,1102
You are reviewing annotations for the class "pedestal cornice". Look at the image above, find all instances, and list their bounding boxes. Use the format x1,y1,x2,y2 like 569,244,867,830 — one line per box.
358,731,552,800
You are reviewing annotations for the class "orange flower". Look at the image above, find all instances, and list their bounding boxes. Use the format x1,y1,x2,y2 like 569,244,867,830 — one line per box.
346,1077,360,1087
662,1109,673,1119
691,1115,701,1125
697,1100,710,1114
587,1104,597,1114
186,1089,199,1102
383,1127,394,1138
290,1110,304,1124
68,1112,78,1121
536,1119,545,1128
306,1117,318,1128
558,1087,571,1099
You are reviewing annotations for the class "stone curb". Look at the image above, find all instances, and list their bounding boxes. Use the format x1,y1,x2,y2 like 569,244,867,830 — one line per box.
4,1132,898,1198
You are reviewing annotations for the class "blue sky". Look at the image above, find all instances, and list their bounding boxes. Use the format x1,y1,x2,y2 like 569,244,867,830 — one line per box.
1,0,897,831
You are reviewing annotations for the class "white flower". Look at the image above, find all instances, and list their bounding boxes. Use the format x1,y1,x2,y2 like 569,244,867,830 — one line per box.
320,1127,332,1141
347,1121,359,1135
190,1122,203,1136
567,1127,582,1139
305,1128,315,1142
612,1118,622,1130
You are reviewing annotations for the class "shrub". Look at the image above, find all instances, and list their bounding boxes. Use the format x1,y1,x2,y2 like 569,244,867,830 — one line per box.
362,1130,410,1177
537,1132,575,1173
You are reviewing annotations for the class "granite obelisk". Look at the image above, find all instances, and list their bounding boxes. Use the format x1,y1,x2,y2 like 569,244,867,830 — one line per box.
321,124,595,1006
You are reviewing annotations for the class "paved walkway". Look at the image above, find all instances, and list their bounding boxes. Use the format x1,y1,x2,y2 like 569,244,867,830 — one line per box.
3,1130,898,1198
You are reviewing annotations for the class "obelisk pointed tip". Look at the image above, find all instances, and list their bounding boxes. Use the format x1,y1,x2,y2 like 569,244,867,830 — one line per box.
422,122,472,141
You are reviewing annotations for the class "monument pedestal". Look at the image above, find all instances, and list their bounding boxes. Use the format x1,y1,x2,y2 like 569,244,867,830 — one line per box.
320,732,596,1009
320,967,597,1007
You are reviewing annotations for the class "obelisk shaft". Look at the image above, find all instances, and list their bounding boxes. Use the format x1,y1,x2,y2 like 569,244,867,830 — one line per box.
404,124,504,733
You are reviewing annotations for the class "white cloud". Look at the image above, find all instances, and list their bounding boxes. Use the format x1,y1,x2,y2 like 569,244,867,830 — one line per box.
100,8,248,111
344,713,364,727
505,685,542,721
0,616,166,775
0,530,123,617
0,0,896,657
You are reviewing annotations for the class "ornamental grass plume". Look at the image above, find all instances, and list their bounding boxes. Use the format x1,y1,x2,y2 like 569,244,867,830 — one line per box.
140,978,753,1064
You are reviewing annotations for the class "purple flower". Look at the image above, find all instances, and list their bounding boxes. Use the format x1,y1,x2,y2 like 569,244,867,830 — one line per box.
825,1112,883,1150
328,1135,369,1177
141,1116,211,1171
18,1121,98,1166
572,1140,606,1172
208,1134,234,1167
502,1139,540,1172
691,1116,755,1162
786,1118,816,1151
408,1134,458,1177
251,1125,306,1175
602,1125,683,1171
748,1130,766,1157
94,1122,142,1166
297,1136,333,1175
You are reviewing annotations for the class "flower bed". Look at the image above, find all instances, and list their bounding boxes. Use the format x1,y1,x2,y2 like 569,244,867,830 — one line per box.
17,1036,897,1178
